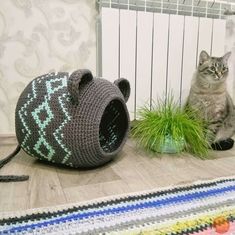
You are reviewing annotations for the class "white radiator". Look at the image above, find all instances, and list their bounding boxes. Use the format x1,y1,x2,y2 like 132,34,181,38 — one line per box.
99,0,232,120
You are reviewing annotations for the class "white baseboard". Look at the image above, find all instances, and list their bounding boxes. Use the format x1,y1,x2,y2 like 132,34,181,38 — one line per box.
0,133,16,138
0,134,17,145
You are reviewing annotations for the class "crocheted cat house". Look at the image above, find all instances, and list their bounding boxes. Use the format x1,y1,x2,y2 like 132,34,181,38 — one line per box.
15,69,130,168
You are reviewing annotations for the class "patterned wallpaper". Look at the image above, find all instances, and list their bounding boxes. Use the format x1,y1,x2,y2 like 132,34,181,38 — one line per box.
0,0,97,134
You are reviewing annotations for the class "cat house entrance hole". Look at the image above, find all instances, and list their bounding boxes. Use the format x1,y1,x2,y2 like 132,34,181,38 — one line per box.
99,99,128,153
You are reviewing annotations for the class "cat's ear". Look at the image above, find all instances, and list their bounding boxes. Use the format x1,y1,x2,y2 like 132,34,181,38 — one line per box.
222,51,231,64
199,50,210,65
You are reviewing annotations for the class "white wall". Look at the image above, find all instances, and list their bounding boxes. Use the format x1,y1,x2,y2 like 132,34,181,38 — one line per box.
226,15,235,101
0,0,97,134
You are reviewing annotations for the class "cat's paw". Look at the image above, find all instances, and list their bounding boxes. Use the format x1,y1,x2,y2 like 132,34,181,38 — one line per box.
211,138,234,151
214,127,235,143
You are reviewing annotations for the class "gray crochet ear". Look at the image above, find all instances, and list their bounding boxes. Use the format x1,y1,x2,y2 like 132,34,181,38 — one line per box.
114,78,130,103
68,69,93,104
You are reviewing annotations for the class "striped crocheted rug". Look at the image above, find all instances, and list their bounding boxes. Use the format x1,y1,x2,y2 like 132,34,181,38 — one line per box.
1,177,235,235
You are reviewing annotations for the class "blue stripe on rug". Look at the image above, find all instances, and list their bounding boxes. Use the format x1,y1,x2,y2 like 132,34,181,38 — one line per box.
2,182,235,234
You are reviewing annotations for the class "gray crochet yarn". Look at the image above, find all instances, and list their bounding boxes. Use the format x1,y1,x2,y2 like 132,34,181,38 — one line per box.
0,145,29,182
15,69,130,168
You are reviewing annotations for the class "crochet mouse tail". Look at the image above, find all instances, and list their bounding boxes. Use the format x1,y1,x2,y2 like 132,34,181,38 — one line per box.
0,145,29,182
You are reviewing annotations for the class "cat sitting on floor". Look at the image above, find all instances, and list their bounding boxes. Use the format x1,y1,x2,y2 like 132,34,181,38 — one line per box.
186,50,235,151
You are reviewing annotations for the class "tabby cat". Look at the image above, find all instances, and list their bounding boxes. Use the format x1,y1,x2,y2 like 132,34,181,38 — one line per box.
186,50,235,150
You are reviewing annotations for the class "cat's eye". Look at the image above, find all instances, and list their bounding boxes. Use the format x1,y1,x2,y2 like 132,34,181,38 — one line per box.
210,66,215,71
222,66,228,71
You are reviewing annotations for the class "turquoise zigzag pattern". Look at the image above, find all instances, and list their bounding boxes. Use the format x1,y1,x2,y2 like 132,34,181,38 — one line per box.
18,74,71,163
18,80,37,150
53,93,72,164
32,75,70,162
32,97,55,161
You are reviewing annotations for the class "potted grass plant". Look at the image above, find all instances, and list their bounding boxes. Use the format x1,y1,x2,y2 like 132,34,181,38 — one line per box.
131,94,211,158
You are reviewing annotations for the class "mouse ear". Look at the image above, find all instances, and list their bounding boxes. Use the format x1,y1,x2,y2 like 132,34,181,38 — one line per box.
68,69,93,104
114,78,130,103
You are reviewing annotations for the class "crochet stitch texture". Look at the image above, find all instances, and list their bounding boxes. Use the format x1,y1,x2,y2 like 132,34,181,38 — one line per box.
15,69,130,168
